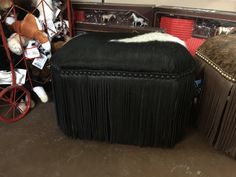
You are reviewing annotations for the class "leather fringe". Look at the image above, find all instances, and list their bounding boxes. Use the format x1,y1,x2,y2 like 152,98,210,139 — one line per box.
52,67,195,147
196,56,236,158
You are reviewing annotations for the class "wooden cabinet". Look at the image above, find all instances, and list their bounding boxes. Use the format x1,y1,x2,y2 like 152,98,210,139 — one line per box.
154,6,236,39
72,2,157,33
71,3,236,41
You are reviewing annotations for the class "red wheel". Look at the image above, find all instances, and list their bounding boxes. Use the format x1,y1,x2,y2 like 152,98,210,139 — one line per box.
0,85,31,123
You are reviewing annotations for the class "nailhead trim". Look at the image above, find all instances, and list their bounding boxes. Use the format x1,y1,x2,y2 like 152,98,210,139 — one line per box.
196,50,236,83
60,69,194,80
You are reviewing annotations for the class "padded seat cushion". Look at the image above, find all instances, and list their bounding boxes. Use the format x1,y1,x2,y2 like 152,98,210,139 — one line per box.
53,32,194,75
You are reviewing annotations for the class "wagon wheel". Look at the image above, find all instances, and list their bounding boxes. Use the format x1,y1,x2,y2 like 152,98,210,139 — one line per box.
0,85,31,123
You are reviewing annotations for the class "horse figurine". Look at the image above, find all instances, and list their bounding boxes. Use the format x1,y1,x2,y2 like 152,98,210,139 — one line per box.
131,13,147,27
101,14,116,23
215,26,236,35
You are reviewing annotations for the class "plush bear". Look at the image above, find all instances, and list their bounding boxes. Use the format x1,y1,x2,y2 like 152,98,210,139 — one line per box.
7,33,28,55
2,0,68,104
6,13,51,57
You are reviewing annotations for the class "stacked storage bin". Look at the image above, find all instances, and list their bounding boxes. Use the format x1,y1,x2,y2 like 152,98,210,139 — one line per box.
160,16,205,55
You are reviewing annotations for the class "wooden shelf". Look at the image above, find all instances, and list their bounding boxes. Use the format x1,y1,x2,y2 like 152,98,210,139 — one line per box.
72,2,154,10
72,2,154,31
154,6,236,27
75,22,160,33
71,3,236,36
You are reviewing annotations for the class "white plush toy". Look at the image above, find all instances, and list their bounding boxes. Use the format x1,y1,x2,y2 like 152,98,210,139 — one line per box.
6,13,51,59
7,33,28,55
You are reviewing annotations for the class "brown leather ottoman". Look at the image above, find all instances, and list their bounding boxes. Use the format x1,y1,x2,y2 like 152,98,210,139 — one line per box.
196,34,236,158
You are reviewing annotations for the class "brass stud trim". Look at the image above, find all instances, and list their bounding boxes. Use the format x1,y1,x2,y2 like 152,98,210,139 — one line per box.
196,50,236,83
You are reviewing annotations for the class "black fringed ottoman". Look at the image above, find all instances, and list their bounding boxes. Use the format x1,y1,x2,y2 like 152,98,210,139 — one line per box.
51,32,195,147
196,34,236,158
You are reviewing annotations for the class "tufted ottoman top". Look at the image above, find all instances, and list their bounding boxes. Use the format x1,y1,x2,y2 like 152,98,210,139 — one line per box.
196,34,236,82
52,32,195,77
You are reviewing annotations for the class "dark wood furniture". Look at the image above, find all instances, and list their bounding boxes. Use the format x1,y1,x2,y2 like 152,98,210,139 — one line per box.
72,3,236,38
72,2,156,34
154,6,236,25
154,6,236,38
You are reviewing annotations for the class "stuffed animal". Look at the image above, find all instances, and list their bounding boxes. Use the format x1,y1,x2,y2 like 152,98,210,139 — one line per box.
7,33,28,55
6,13,51,57
215,26,236,35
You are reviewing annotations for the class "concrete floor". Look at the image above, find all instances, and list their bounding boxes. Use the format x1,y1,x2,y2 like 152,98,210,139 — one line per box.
0,102,236,177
